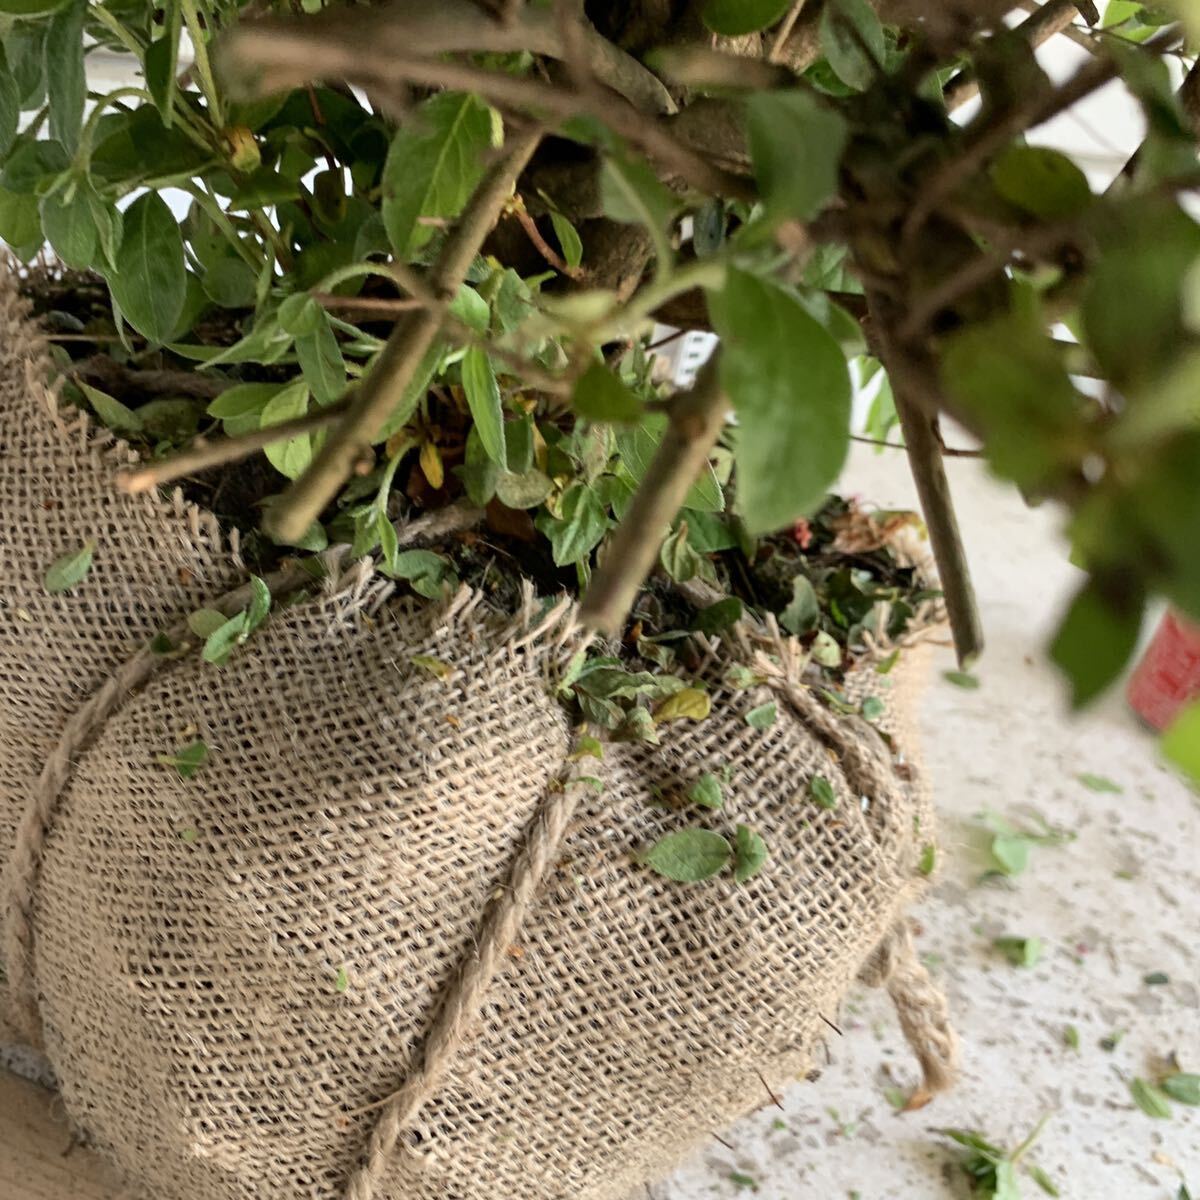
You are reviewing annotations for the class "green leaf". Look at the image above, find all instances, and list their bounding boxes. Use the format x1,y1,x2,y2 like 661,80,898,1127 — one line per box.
260,379,313,480
334,966,349,992
993,1160,1021,1200
411,654,455,680
811,629,842,667
710,269,850,534
781,574,820,635
809,774,837,809
660,522,701,583
943,670,980,689
0,47,19,158
449,283,491,333
278,292,324,337
733,824,768,883
44,0,84,153
457,423,500,506
1050,576,1144,708
0,0,68,14
201,255,256,308
504,414,534,475
0,185,41,250
1077,772,1122,793
654,687,712,721
1027,1164,1060,1197
160,738,208,779
687,772,724,810
745,701,777,730
1129,1077,1173,1119
572,361,644,423
549,210,583,270
990,145,1092,220
106,193,186,344
918,844,936,876
40,186,96,271
702,0,791,35
617,416,724,512
1082,203,1200,390
44,540,95,593
495,467,553,509
384,549,454,599
144,14,181,125
77,379,141,434
246,575,272,633
819,0,886,91
1162,1073,1200,1105
461,346,505,464
941,312,1079,492
1063,1024,1080,1050
1162,701,1200,785
538,484,609,566
860,695,885,722
747,91,848,223
695,597,743,635
989,834,1030,876
641,827,731,883
187,608,228,638
208,381,282,435
600,152,678,232
296,308,347,405
382,91,495,257
993,935,1044,968
202,611,249,666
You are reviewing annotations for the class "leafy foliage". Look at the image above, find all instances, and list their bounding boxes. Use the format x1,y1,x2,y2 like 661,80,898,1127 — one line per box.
2,0,1198,748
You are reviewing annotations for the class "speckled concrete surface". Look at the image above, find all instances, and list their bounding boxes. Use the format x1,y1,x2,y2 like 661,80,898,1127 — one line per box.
652,446,1199,1200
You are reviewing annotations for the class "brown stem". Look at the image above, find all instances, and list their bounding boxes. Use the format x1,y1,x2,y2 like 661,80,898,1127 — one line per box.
892,390,984,667
264,127,543,544
118,397,353,494
579,359,729,635
512,197,582,278
312,291,425,317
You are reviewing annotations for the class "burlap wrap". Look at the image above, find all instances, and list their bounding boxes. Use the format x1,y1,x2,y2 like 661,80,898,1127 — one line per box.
0,267,956,1200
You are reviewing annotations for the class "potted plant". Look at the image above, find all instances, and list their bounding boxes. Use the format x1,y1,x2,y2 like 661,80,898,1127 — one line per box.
0,1,1197,1197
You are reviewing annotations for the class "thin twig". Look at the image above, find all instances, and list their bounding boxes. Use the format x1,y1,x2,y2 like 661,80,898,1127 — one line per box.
512,196,582,278
1106,57,1200,195
905,28,1166,247
118,398,353,494
311,291,425,317
943,0,1081,112
221,24,755,204
579,360,729,634
850,433,982,458
264,127,544,543
711,1132,736,1151
755,1066,785,1111
819,1012,844,1037
768,0,807,64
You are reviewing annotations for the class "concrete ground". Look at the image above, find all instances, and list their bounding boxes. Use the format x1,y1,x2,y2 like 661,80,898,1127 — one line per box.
657,444,1199,1200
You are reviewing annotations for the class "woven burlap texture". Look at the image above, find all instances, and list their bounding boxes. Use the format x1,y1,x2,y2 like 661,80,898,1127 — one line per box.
0,265,955,1200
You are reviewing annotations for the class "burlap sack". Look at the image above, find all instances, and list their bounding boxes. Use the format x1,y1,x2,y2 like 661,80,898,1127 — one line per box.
0,266,955,1200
